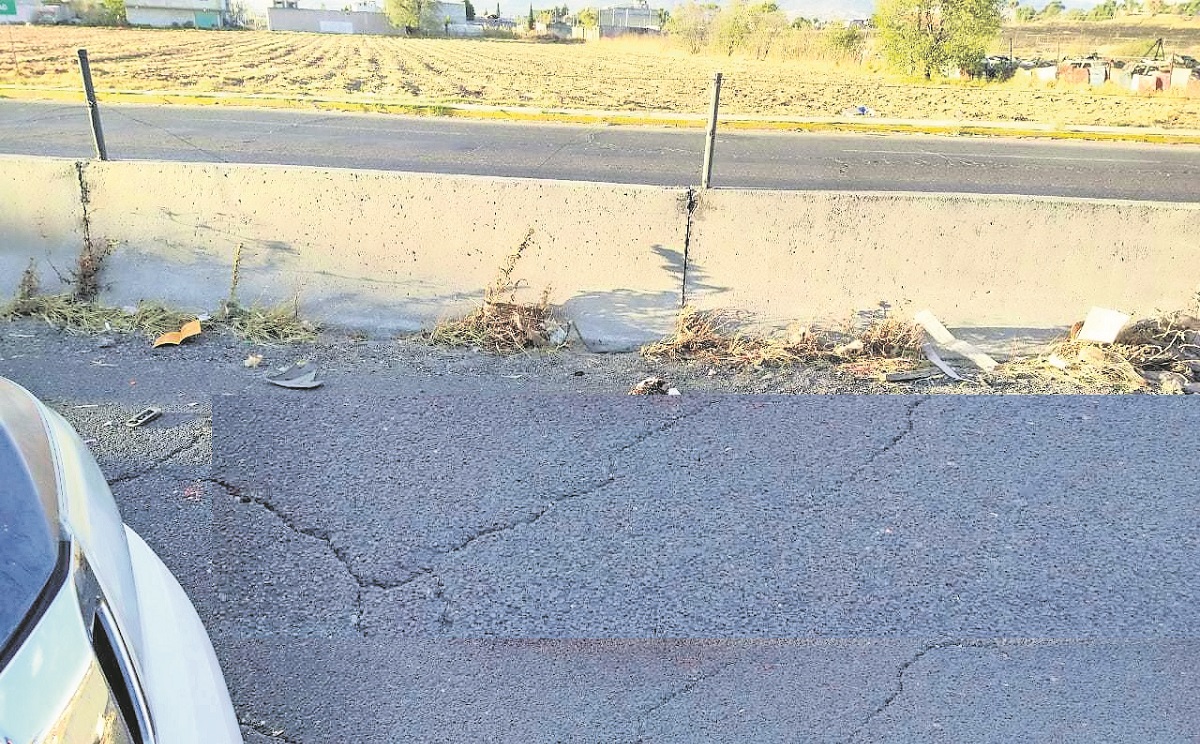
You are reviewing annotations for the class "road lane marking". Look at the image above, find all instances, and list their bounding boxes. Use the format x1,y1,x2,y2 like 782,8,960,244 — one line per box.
840,148,1163,164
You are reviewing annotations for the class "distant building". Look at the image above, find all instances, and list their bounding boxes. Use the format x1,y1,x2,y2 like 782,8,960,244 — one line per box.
435,1,466,23
598,2,661,36
0,0,45,23
267,7,400,33
265,0,465,33
534,19,571,37
126,0,229,27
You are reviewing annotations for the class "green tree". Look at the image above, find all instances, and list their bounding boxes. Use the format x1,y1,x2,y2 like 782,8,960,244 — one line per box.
665,1,716,53
873,0,1003,79
577,6,598,26
822,24,865,59
1014,4,1036,20
715,0,752,55
385,0,439,31
464,0,475,19
101,0,126,24
528,3,535,29
1039,0,1065,17
1087,0,1117,18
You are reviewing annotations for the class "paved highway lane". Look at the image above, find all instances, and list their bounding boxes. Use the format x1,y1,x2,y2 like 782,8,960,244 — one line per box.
4,99,1200,201
3,329,1198,743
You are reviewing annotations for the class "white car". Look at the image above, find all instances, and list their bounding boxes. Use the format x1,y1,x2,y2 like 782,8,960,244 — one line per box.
0,377,242,744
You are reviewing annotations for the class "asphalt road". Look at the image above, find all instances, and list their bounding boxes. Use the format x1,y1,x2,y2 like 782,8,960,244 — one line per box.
5,100,1200,201
2,326,1198,743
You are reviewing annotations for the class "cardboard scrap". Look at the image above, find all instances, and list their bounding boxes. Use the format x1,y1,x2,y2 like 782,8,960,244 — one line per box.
152,319,202,348
913,310,999,372
1076,307,1131,344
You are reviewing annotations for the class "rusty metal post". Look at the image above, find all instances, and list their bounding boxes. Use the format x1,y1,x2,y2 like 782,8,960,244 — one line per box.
701,71,721,190
77,49,107,161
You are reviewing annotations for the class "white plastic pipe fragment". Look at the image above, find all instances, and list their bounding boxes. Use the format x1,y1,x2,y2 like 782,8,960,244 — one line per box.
913,310,999,372
922,343,964,381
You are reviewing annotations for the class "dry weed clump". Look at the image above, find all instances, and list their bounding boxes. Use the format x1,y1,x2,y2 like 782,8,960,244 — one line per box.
998,311,1200,392
216,300,319,344
428,230,565,354
641,307,924,371
3,263,318,343
856,318,926,358
2,293,195,337
1000,340,1148,392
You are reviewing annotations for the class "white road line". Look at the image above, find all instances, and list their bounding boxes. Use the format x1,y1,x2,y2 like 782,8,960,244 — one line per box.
840,148,1163,164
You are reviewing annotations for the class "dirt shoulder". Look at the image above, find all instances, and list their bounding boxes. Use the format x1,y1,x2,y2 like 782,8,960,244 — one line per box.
0,319,1163,399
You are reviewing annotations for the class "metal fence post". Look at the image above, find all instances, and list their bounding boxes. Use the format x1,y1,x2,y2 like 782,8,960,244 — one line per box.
77,49,108,161
701,72,721,190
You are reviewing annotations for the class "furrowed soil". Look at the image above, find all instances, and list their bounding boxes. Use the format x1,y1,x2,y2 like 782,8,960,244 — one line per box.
4,25,1200,128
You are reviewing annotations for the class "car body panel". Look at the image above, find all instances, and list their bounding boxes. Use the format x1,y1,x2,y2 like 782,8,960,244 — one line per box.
125,526,242,744
0,377,242,744
40,408,149,668
0,580,135,744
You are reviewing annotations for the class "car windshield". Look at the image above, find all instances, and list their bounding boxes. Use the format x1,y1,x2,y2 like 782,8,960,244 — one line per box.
0,424,59,658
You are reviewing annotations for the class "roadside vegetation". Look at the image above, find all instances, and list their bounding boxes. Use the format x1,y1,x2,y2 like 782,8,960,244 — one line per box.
2,258,317,344
428,230,567,353
640,307,924,370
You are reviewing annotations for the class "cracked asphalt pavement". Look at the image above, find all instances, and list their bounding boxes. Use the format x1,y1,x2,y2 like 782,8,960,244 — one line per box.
2,325,1198,742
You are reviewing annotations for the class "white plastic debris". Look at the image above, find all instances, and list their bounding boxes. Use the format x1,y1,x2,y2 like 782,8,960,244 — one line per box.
1076,307,1131,344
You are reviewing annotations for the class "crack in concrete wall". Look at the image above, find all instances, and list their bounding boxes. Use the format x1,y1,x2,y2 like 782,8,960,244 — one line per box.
74,160,93,250
680,187,698,308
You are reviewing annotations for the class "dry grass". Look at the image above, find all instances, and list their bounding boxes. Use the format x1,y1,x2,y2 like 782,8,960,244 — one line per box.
1003,17,1200,60
216,300,319,344
641,307,923,371
4,26,1200,128
999,340,1149,391
997,311,1200,392
2,263,317,342
1,293,196,337
428,230,565,354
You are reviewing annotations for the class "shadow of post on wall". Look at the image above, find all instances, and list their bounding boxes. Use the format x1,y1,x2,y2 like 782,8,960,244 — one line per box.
559,244,729,352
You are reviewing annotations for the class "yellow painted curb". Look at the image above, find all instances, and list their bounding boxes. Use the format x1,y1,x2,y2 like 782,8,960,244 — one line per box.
3,85,1200,145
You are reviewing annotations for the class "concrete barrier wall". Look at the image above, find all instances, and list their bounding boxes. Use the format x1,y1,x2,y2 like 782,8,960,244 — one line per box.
0,156,86,298
687,190,1200,339
82,161,690,350
4,155,1198,352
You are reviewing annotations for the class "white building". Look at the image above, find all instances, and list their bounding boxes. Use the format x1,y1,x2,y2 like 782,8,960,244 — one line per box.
0,0,46,23
125,0,228,27
598,2,661,35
